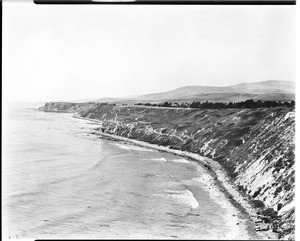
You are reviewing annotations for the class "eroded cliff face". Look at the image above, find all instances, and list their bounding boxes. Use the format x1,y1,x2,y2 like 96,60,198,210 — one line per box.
40,103,295,239
38,102,95,113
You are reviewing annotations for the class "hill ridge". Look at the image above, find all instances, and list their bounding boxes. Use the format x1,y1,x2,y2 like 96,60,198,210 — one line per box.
96,80,294,104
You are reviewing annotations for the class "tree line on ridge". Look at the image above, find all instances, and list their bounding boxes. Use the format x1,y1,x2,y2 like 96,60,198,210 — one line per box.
135,99,295,109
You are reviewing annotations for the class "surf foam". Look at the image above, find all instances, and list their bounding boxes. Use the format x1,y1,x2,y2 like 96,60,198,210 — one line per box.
155,189,199,209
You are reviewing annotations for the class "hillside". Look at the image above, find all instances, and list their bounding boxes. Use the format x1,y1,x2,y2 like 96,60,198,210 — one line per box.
96,80,295,104
163,93,294,105
230,80,294,94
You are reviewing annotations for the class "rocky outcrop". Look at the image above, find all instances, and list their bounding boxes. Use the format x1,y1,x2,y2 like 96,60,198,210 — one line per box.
40,103,295,239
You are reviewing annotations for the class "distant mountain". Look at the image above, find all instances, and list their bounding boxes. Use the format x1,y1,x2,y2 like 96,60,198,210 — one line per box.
135,80,294,101
96,80,295,104
229,80,294,94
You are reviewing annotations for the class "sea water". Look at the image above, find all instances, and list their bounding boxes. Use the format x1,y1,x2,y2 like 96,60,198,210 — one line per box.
2,104,241,239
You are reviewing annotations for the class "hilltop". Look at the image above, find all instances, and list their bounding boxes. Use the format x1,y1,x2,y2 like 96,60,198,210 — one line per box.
96,80,294,104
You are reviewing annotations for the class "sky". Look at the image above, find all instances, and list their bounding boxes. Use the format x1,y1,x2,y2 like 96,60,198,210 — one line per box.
2,2,295,102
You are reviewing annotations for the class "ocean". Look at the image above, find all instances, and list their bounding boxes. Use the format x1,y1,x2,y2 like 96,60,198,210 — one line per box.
2,104,249,239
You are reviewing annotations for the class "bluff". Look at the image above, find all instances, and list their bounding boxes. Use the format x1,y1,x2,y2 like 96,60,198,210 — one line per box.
40,102,295,239
38,102,95,113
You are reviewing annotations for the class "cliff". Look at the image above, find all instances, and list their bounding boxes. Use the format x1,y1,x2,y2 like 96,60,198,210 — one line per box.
38,102,96,113
40,102,295,239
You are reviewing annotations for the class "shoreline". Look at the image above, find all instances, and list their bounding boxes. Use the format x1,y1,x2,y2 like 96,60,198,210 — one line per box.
74,114,278,240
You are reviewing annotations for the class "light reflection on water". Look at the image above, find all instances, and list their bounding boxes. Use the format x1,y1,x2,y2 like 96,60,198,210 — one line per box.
3,106,231,239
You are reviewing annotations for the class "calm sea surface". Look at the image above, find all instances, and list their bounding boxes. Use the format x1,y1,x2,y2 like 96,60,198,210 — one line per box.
3,105,240,239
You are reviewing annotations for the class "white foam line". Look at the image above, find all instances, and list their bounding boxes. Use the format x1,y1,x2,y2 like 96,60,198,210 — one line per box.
169,158,190,164
149,157,189,163
150,157,167,162
115,143,154,152
186,190,199,209
158,189,199,209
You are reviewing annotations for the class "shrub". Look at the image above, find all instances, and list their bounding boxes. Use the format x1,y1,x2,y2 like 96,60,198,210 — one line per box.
262,208,278,218
252,199,265,209
252,188,262,199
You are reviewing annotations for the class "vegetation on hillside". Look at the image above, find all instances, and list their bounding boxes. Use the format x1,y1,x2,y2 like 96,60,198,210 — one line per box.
135,99,295,109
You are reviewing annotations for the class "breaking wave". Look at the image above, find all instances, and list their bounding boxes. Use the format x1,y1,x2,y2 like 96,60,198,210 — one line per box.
156,189,199,209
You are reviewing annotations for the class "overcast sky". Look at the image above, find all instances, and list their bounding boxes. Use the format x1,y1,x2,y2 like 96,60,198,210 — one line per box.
3,2,295,102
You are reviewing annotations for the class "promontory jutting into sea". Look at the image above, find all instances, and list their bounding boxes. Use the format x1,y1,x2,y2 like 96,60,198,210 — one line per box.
3,80,295,240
